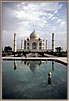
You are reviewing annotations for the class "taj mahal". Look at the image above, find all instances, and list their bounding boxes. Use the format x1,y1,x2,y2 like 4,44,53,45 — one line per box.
24,31,44,50
14,30,55,53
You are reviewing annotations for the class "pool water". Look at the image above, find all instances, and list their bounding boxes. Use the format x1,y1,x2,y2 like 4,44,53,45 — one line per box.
2,60,67,99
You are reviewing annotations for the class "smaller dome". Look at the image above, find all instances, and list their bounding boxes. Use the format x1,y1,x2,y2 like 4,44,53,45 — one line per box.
27,38,29,41
39,37,42,40
30,31,39,39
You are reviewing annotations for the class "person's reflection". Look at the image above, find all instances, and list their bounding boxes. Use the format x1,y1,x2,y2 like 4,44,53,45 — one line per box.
14,60,17,70
52,61,55,71
48,72,52,85
46,60,47,64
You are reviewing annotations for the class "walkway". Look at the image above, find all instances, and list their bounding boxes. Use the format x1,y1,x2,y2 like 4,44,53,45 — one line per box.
2,56,67,65
44,53,55,57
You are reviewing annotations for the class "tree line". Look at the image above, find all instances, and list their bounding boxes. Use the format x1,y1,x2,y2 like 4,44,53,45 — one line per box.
3,46,66,53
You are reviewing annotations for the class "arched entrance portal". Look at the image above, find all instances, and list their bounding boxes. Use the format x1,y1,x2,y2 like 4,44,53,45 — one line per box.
32,42,37,49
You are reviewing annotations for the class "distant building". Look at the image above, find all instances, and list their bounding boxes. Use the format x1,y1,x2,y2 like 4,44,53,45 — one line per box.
24,31,44,51
14,31,55,52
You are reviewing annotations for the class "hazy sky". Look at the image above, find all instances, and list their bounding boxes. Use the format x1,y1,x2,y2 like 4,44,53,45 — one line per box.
2,1,67,50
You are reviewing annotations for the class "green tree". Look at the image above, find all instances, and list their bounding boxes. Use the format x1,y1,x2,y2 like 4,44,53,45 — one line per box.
4,46,12,52
55,47,62,53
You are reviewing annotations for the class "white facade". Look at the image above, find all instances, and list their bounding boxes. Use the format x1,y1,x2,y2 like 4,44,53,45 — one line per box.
24,31,44,51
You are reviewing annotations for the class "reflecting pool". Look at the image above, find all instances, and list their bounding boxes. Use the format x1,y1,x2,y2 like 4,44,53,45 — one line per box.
2,60,67,99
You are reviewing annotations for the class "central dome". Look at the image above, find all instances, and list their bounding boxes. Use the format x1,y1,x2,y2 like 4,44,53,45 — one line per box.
30,31,39,39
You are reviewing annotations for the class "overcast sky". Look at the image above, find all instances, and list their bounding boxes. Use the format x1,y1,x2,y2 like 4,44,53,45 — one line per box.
2,1,67,50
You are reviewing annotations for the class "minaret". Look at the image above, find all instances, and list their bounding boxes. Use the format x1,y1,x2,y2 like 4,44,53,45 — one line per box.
52,33,55,52
14,33,16,52
21,40,23,49
14,60,17,70
46,40,47,49
52,61,55,71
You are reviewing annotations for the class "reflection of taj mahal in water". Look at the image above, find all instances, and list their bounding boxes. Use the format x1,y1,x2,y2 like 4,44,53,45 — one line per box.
14,31,55,52
14,60,55,72
14,60,55,85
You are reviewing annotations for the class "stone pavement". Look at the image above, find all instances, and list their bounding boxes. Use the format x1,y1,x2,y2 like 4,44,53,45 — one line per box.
2,56,67,65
